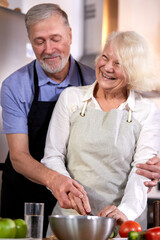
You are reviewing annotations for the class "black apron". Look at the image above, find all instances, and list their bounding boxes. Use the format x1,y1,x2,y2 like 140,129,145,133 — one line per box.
1,60,85,237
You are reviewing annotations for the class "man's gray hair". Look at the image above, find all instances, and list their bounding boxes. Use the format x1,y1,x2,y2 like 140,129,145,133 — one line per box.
25,3,70,34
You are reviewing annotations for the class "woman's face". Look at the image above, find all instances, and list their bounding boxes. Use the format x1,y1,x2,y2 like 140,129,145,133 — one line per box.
96,43,128,93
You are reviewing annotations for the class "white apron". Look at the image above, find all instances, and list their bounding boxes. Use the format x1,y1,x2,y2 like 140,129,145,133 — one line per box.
47,104,147,236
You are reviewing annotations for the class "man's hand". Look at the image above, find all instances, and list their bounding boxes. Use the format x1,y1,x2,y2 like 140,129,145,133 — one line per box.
97,205,128,225
68,192,91,215
136,156,160,191
48,171,91,211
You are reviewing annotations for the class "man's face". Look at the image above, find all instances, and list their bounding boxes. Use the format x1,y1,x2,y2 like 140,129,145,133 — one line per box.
28,14,72,74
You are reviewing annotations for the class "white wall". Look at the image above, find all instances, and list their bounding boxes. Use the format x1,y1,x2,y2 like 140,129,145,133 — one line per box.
118,0,160,72
6,0,22,10
84,0,104,55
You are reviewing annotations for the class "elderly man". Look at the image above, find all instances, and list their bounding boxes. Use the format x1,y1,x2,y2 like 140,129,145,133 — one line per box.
1,3,94,235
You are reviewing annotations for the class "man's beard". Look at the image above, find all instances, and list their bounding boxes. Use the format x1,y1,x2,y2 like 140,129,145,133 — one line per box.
39,53,69,74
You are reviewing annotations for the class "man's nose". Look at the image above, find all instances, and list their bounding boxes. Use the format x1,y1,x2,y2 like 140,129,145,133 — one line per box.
45,40,53,54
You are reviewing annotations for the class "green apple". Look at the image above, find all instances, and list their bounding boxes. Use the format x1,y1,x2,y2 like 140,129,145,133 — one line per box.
14,219,27,238
0,218,16,238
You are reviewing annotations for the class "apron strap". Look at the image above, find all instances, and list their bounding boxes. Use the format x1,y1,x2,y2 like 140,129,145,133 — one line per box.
80,101,88,117
33,60,39,102
80,99,133,122
127,109,132,123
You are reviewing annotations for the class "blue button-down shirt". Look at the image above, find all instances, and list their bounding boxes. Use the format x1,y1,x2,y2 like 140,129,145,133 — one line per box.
1,55,95,134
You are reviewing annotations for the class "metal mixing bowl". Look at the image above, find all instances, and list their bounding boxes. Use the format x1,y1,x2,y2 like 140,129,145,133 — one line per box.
49,215,115,240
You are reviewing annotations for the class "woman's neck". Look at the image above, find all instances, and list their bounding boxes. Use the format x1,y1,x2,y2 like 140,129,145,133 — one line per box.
94,85,128,112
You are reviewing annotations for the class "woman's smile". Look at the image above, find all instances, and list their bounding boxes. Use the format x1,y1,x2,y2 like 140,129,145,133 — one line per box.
101,72,116,81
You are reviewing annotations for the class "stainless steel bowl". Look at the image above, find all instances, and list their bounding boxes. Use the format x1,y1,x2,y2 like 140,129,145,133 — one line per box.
49,215,115,240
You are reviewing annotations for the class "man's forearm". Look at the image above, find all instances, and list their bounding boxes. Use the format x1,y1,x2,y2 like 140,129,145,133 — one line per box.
10,151,54,187
10,152,90,209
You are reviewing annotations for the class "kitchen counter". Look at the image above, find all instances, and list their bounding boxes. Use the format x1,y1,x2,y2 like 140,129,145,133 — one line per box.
109,236,128,239
45,237,128,240
44,237,128,240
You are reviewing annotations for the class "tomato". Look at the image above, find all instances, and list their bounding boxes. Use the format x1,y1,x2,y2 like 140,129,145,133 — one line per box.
119,220,142,238
145,226,160,240
14,219,27,238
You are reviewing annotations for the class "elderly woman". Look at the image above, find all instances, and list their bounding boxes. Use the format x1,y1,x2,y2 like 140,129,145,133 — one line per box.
41,31,160,230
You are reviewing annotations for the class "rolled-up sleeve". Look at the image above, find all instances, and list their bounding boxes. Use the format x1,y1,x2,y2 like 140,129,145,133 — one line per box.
1,81,28,134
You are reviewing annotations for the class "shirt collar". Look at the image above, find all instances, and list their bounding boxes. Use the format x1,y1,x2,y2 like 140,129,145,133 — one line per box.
82,81,97,102
82,80,136,111
66,56,81,87
35,55,79,87
120,90,136,111
36,60,52,86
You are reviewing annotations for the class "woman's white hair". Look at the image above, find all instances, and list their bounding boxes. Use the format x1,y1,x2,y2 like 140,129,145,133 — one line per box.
98,31,160,91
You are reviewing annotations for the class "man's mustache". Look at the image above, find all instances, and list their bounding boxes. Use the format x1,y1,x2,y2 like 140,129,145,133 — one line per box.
42,53,62,60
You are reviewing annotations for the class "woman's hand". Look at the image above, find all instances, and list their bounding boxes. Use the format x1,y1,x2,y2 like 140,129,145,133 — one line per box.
97,205,128,225
136,156,160,192
68,192,91,215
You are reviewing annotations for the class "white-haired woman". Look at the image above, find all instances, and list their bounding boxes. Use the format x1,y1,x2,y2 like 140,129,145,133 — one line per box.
41,31,160,231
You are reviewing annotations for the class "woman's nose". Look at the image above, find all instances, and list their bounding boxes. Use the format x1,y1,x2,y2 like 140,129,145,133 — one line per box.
104,61,114,72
